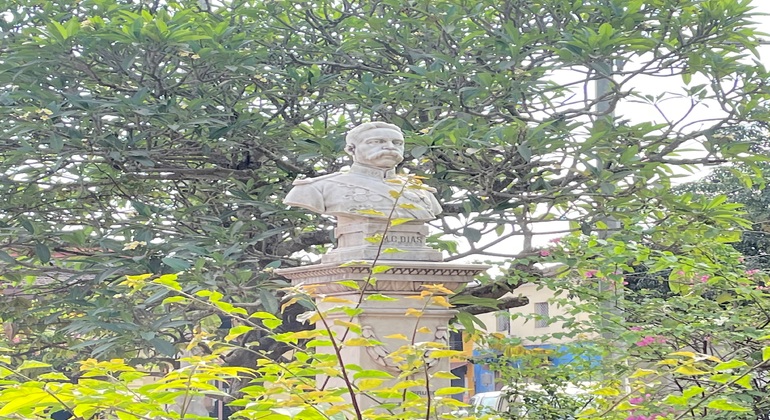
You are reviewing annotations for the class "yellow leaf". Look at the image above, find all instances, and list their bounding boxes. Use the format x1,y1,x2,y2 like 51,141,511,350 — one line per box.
657,358,679,366
431,296,453,308
629,368,657,378
321,296,355,304
281,297,298,312
416,326,431,334
674,365,710,375
405,308,423,317
334,320,360,329
125,274,152,282
390,217,415,227
398,203,419,210
670,351,696,359
430,350,464,358
421,284,455,295
357,378,385,391
433,371,459,379
339,261,367,267
388,190,401,198
344,337,373,346
354,209,386,217
592,388,620,396
384,333,408,340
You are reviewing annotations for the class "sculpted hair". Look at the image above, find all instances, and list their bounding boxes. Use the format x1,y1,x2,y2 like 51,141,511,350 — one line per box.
345,122,403,147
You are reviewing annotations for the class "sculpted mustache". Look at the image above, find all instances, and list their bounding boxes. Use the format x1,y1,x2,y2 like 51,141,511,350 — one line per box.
369,150,403,158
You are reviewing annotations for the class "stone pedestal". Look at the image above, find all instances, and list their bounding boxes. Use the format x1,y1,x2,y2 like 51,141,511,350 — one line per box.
276,260,488,409
323,217,442,263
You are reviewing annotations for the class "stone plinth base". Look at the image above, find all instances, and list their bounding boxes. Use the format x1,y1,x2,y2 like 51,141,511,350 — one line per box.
276,260,488,410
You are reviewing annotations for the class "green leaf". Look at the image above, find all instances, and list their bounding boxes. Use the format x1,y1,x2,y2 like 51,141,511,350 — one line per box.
353,370,394,380
706,398,750,412
38,372,70,381
335,280,361,289
260,289,280,314
225,325,254,341
434,387,468,396
365,294,398,302
713,359,747,371
162,296,187,305
34,242,50,264
161,257,191,272
463,227,482,243
0,250,17,264
263,319,282,329
411,145,428,158
18,360,52,370
371,265,392,274
149,338,177,356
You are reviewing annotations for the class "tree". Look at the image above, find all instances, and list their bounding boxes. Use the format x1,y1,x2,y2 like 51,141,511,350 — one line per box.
676,123,770,271
0,0,768,397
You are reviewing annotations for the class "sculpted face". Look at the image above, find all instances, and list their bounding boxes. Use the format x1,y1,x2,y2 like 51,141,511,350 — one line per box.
349,128,405,169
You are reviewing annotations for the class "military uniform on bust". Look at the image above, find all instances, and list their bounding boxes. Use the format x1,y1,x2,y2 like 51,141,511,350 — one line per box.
284,163,442,221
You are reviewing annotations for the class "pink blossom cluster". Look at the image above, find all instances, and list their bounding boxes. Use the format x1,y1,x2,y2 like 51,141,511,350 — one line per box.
626,415,659,420
635,335,666,347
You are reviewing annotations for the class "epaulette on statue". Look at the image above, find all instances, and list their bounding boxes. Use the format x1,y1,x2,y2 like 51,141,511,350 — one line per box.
292,172,343,185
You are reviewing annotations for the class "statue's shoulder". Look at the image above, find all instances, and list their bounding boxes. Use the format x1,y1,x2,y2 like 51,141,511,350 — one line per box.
292,172,344,186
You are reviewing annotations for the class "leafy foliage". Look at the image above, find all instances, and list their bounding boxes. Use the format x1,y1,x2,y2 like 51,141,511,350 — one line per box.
0,0,769,410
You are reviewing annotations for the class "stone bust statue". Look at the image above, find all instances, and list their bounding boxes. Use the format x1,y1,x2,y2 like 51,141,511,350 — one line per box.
283,122,442,221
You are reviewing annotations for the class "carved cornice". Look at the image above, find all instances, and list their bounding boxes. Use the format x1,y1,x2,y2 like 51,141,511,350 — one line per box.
277,261,489,279
275,261,489,294
281,265,486,279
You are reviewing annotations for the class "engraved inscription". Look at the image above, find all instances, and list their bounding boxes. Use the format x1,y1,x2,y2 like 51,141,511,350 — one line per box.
382,234,424,245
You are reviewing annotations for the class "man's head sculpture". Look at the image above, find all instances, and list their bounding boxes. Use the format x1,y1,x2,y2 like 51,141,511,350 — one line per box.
344,122,405,169
282,122,442,222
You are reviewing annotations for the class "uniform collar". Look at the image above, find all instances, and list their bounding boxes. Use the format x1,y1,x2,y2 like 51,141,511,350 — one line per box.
349,163,397,179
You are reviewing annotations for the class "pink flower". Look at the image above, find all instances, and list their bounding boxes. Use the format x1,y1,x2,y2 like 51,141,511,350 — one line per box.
635,335,665,347
585,269,598,278
746,269,759,276
676,270,685,276
539,250,551,257
699,275,710,283
630,326,643,331
629,397,645,405
549,237,562,243
738,256,745,263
